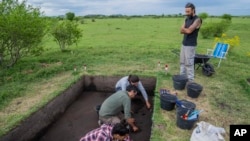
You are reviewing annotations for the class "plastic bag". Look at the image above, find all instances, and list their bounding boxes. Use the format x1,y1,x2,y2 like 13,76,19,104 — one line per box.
190,121,226,141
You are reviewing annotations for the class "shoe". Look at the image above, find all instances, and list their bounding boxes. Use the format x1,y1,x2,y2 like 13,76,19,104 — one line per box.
98,120,103,126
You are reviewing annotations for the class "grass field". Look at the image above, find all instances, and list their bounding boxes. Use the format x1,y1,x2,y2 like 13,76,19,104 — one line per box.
0,17,250,140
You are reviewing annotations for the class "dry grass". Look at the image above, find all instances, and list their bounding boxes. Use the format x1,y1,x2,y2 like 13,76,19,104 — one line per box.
153,68,250,141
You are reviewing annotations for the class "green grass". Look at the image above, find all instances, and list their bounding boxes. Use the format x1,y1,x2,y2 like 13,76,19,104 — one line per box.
0,17,250,140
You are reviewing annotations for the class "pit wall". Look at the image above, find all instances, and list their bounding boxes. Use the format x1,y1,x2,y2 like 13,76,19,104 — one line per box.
84,76,156,94
0,75,156,141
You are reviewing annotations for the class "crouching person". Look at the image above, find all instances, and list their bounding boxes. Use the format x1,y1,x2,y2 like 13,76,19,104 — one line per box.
98,85,139,132
79,120,132,141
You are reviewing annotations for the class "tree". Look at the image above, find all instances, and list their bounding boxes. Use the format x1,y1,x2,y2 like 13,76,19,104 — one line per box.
198,12,209,20
221,14,232,21
51,20,82,51
66,12,75,21
0,0,47,67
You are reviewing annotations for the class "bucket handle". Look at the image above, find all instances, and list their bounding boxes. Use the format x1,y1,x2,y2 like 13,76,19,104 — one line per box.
189,87,202,92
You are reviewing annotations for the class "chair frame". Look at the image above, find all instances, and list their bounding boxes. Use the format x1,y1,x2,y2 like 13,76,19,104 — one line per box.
207,42,230,67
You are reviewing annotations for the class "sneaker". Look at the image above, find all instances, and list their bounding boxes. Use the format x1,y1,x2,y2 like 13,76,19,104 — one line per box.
98,120,103,126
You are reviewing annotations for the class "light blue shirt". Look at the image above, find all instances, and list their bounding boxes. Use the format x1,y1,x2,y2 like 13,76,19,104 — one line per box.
115,76,148,101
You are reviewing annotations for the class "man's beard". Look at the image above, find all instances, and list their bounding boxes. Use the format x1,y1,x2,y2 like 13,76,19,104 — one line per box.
186,13,194,19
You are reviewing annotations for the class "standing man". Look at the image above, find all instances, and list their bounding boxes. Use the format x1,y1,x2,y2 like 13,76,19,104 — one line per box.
99,85,139,132
180,2,202,82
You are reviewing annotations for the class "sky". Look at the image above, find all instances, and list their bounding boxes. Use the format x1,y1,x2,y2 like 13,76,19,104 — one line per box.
27,0,250,16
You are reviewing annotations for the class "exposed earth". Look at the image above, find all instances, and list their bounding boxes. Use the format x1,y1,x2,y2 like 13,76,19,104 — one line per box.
38,91,154,141
0,76,156,141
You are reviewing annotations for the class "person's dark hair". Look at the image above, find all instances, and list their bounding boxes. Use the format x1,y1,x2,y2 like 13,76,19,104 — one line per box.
185,2,195,9
185,2,196,14
111,120,129,136
126,84,138,92
128,75,139,83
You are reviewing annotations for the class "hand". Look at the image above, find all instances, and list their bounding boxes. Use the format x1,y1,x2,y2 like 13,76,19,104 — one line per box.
146,101,151,109
126,118,139,132
132,126,139,132
127,118,135,124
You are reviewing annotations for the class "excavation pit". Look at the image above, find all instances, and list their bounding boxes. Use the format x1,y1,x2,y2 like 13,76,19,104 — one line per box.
0,75,156,141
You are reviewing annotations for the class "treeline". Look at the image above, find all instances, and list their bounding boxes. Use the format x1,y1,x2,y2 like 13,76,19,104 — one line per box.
52,14,250,20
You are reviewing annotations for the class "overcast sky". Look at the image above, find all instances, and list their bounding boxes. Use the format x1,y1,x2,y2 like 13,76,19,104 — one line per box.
27,0,250,16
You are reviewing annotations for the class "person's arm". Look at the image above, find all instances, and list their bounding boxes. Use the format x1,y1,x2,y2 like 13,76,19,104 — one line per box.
123,97,138,132
180,22,185,34
126,118,138,132
123,97,131,119
118,77,129,91
137,81,151,109
180,18,201,34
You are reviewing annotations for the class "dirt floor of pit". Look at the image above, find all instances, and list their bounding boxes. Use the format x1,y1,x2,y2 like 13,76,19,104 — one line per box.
38,91,154,141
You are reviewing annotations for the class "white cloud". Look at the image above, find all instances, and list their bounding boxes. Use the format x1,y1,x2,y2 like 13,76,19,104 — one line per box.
26,0,250,16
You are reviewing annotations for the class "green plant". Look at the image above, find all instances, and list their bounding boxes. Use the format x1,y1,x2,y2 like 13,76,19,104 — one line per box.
221,14,232,21
214,33,240,51
65,12,75,21
198,12,209,20
0,17,250,140
200,20,231,38
0,0,47,67
51,20,83,51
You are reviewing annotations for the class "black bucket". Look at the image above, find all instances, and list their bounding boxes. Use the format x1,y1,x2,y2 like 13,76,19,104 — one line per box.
176,100,197,130
172,75,188,90
160,90,177,111
176,115,197,130
187,82,203,98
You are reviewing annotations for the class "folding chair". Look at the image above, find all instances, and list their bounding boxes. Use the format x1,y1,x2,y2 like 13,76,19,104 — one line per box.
207,42,230,67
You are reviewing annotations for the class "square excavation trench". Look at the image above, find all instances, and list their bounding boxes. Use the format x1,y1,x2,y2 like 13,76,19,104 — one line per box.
0,76,156,141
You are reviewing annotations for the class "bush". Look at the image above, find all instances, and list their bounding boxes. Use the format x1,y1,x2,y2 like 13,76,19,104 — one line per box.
247,52,250,57
221,14,232,21
80,19,85,24
51,20,83,51
198,12,209,20
214,33,240,52
66,12,75,21
0,0,47,67
200,20,231,38
200,24,213,39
